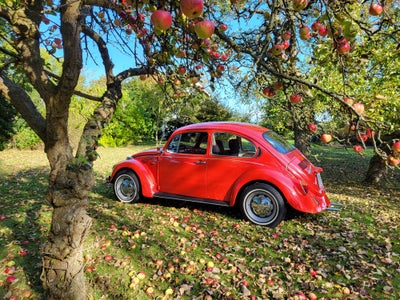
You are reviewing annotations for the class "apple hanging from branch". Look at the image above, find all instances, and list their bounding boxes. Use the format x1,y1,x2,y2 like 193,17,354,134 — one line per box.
194,20,215,39
320,134,332,144
180,0,204,18
352,102,365,115
336,37,351,54
369,3,383,16
392,141,400,153
151,10,173,32
353,145,363,153
289,94,302,103
293,0,308,11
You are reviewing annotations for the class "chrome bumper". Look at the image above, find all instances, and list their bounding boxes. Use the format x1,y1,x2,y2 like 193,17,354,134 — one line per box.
327,202,343,211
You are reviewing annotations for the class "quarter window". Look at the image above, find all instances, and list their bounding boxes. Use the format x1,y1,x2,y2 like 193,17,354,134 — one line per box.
212,132,256,157
263,131,295,154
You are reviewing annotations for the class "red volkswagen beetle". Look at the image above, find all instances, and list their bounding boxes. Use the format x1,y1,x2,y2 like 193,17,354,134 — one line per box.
108,122,332,227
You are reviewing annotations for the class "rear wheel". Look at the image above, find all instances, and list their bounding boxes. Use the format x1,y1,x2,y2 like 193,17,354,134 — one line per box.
239,183,286,227
113,170,140,203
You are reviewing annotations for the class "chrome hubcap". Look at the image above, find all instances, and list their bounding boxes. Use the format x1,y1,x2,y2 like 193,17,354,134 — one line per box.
120,178,134,197
250,194,274,217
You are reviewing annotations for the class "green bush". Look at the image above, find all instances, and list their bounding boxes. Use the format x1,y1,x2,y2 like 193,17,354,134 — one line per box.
8,122,41,150
0,96,16,150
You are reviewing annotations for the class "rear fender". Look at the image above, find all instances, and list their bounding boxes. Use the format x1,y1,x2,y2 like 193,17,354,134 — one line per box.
110,160,157,198
228,168,313,211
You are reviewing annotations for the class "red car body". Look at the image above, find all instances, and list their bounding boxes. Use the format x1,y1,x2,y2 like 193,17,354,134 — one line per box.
108,122,331,227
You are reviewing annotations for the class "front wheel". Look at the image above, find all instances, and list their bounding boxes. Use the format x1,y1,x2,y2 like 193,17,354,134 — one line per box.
239,183,286,227
113,170,140,203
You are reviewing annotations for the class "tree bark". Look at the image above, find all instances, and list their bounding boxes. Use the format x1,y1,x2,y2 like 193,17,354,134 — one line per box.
364,154,387,184
41,169,93,300
294,125,311,157
364,130,399,184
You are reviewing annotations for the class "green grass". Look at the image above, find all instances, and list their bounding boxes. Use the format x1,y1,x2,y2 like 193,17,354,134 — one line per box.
0,145,399,299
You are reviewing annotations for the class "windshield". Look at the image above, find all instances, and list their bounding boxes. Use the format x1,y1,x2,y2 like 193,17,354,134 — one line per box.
263,131,296,154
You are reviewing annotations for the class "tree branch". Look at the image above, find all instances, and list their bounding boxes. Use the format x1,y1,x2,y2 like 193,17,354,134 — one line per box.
0,73,47,142
81,24,115,84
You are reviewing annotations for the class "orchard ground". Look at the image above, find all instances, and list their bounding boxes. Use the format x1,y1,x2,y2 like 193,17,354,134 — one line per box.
0,144,399,299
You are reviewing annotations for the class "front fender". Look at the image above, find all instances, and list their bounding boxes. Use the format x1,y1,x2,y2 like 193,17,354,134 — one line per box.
110,159,157,198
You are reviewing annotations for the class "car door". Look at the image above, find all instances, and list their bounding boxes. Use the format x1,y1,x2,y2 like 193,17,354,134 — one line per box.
207,132,258,201
158,131,208,198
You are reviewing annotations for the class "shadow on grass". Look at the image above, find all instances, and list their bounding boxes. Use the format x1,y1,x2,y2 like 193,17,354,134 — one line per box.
0,167,49,299
91,175,243,225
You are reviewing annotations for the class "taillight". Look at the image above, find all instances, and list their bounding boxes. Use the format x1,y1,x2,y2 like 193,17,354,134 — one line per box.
299,180,309,194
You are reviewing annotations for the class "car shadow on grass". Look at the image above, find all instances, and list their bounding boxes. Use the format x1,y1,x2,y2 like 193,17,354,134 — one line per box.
92,176,314,229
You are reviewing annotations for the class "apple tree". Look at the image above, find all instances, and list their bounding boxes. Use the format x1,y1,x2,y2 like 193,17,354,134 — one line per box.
0,0,232,298
212,0,399,179
0,0,399,298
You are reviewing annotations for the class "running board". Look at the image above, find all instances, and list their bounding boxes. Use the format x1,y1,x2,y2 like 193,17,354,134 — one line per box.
153,193,230,207
327,202,343,211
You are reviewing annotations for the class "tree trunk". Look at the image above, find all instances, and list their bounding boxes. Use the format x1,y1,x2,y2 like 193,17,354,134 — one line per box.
40,104,94,299
294,125,311,157
364,153,387,184
41,167,93,300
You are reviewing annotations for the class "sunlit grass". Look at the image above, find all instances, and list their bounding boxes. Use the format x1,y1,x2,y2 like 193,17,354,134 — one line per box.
0,144,399,299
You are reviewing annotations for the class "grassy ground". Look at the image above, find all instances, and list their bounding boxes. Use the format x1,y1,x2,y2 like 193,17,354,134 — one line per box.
0,145,399,300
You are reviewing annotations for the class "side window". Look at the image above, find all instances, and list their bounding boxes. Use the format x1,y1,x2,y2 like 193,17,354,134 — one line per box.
167,132,208,155
212,132,256,157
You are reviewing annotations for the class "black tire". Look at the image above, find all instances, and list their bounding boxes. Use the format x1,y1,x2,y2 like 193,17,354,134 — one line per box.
239,183,286,227
113,170,140,203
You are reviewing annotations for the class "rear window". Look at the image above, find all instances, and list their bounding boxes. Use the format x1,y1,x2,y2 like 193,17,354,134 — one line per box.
263,131,296,154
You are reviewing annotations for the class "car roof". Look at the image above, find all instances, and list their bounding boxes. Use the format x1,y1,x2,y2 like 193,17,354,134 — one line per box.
176,121,270,134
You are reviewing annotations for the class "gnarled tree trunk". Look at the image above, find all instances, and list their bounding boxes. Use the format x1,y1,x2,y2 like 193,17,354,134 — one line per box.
40,84,121,298
294,125,311,157
41,167,93,299
364,153,387,184
364,131,400,184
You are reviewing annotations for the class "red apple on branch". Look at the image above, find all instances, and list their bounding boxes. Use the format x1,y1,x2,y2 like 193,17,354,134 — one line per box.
293,0,308,11
311,22,322,32
271,44,283,56
180,0,204,18
366,128,375,138
352,102,365,114
320,134,332,144
388,155,400,166
318,26,328,37
281,41,290,50
178,66,186,74
151,10,172,32
337,37,351,54
308,123,317,132
299,26,311,40
282,31,291,40
263,87,276,97
289,94,302,103
356,133,368,142
343,97,353,105
392,141,400,153
369,4,383,16
194,20,215,39
353,145,363,153
218,24,228,31
273,81,284,91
